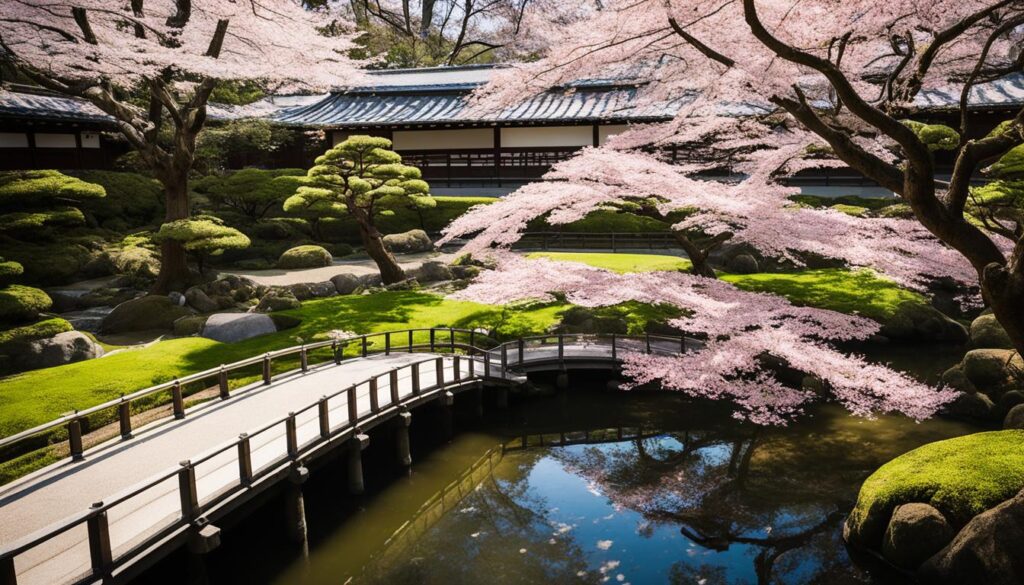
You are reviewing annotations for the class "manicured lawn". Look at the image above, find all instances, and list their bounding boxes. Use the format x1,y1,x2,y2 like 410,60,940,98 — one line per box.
846,430,1024,546
527,251,922,321
528,252,692,273
0,292,565,439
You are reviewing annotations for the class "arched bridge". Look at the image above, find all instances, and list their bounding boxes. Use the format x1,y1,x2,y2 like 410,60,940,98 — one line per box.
0,328,697,585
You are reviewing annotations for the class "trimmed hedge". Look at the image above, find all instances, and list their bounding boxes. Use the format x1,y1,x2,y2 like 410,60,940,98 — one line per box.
0,285,52,324
73,171,163,231
277,245,333,269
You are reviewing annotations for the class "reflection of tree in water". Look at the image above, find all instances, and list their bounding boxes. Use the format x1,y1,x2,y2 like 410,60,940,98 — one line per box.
364,451,590,585
555,428,861,585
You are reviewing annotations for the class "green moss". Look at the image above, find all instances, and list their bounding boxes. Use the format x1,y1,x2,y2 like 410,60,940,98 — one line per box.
0,258,23,281
528,252,692,273
0,285,52,324
901,120,960,152
0,207,85,231
0,317,72,347
830,204,869,217
789,194,896,210
533,209,671,233
723,269,924,321
0,170,106,205
985,144,1024,178
877,203,915,219
277,245,333,269
848,430,1024,546
1,240,95,286
73,171,163,229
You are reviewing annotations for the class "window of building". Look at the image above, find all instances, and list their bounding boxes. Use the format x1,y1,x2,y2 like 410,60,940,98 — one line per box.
0,133,29,148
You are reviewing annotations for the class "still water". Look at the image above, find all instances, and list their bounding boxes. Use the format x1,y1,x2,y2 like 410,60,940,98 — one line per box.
268,381,977,585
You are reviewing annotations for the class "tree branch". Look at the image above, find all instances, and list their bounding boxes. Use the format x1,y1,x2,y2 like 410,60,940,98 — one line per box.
667,16,735,67
70,7,98,45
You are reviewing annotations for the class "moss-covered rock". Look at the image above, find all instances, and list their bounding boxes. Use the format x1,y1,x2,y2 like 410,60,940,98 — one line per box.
2,241,96,286
255,290,301,312
879,301,968,343
882,503,955,569
382,229,432,254
172,315,209,336
970,314,1015,350
73,171,163,230
0,317,72,347
101,295,194,333
877,203,915,219
0,285,52,324
277,245,333,269
845,431,1024,549
962,349,1024,400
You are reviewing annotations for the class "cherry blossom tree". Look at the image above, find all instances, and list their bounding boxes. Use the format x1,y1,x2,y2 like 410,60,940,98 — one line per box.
463,0,1024,355
0,0,363,292
451,253,959,425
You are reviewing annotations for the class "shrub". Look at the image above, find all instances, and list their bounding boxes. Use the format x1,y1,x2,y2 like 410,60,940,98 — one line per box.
73,171,163,229
154,215,251,273
0,285,53,324
193,168,306,220
0,317,72,347
830,204,869,216
877,203,915,219
277,245,333,269
0,241,95,285
0,170,105,237
0,257,24,283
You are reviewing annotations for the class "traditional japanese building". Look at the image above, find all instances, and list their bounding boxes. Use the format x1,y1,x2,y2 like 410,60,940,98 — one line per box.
2,64,1024,195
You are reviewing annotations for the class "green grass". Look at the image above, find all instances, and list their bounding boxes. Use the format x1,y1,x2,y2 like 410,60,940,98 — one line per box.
528,252,692,273
722,269,925,321
0,291,566,439
526,252,922,322
847,430,1024,546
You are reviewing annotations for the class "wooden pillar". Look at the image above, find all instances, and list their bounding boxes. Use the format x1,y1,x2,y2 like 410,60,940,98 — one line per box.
68,417,84,461
493,126,502,187
395,411,412,468
284,464,309,545
0,557,15,585
438,390,455,440
346,433,370,495
118,400,132,440
185,519,221,585
87,502,112,577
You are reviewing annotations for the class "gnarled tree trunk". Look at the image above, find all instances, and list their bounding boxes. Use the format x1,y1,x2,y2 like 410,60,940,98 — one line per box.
357,216,407,284
152,176,193,294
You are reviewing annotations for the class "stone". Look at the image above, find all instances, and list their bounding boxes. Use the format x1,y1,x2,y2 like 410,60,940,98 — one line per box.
919,488,1024,585
970,314,1015,350
725,253,759,274
255,290,301,313
184,287,219,313
999,390,1024,413
307,281,337,298
168,291,186,306
201,313,277,343
382,229,432,254
101,295,194,333
413,261,453,282
384,278,419,291
330,273,361,295
882,503,955,570
555,306,628,335
450,265,480,280
1004,405,1024,430
962,349,1024,400
879,301,969,343
941,364,977,394
943,391,995,419
288,283,315,301
277,245,333,269
172,315,208,336
18,331,103,371
359,273,383,288
269,314,301,331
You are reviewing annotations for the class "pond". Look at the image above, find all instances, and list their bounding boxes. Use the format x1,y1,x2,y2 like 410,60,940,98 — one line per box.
137,345,977,585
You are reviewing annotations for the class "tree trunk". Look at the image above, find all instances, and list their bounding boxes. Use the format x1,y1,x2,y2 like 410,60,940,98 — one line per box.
358,219,406,284
152,176,193,294
982,263,1024,356
672,231,718,278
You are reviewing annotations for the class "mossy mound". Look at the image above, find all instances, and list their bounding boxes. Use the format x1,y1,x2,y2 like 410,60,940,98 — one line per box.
0,285,53,324
0,317,72,347
845,430,1024,549
277,245,333,269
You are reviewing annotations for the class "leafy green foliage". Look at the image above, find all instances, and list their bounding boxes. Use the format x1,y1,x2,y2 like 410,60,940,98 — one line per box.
194,119,298,172
528,252,691,273
901,120,960,152
0,258,24,282
72,171,163,230
0,207,85,232
155,215,250,272
0,317,72,347
209,80,266,106
277,245,333,269
829,204,869,217
285,136,434,226
0,284,52,324
985,144,1024,179
0,170,105,205
193,168,306,220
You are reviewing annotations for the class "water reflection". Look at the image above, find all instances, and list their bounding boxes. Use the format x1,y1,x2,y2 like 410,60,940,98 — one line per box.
286,391,975,585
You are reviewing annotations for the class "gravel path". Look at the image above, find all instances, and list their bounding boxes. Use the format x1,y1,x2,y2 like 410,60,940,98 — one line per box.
223,251,459,286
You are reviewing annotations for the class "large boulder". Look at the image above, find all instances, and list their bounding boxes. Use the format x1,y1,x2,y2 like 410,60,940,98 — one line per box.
289,281,334,299
943,391,995,420
554,306,628,335
724,253,759,274
173,315,208,337
17,331,103,371
941,364,977,394
970,314,1015,350
0,285,52,324
202,275,263,304
330,273,361,295
919,489,1024,585
882,503,955,569
201,313,277,343
879,301,969,343
961,349,1024,400
254,290,300,313
1004,404,1024,430
382,229,432,254
413,261,453,282
184,287,219,313
277,245,333,269
101,295,193,333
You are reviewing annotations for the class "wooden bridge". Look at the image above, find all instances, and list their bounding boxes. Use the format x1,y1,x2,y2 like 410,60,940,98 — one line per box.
0,328,696,585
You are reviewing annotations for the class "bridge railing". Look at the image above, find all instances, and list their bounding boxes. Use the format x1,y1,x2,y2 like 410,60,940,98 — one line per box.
0,327,497,468
0,353,494,584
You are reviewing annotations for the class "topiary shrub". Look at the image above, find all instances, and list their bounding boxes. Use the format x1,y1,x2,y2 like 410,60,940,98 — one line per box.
277,245,333,269
0,285,53,324
0,257,24,284
154,215,251,274
0,317,72,347
193,168,306,220
72,171,163,230
0,170,105,236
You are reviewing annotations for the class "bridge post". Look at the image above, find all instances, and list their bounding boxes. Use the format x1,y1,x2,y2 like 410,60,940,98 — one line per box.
369,377,379,413
645,334,651,354
469,329,475,351
300,346,308,373
318,397,330,439
435,357,444,387
172,380,185,419
0,557,15,585
178,460,200,521
285,464,309,546
286,413,298,459
501,344,508,371
118,399,132,440
346,433,370,495
389,369,400,405
361,336,368,358
238,434,253,485
611,333,617,360
558,334,564,362
218,366,229,399
412,362,421,395
262,354,272,385
408,330,414,353
395,411,412,468
68,417,84,461
185,518,221,585
332,340,340,364
454,355,462,382
385,332,391,355
86,502,112,577
449,327,455,353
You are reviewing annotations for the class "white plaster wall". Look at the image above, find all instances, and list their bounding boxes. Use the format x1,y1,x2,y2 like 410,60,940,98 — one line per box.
500,126,592,148
0,133,28,148
81,133,100,149
598,124,630,145
34,133,76,148
393,128,493,150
